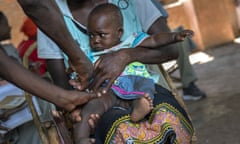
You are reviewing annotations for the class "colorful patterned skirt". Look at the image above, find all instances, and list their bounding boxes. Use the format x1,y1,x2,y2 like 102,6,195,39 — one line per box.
95,85,194,144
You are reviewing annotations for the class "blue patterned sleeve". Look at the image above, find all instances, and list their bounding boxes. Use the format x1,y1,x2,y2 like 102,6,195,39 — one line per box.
132,32,149,47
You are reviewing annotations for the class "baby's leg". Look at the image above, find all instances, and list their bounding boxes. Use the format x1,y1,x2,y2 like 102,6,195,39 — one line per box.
131,93,153,122
73,91,116,144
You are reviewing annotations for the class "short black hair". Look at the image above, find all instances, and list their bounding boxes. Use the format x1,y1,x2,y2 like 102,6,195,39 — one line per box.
89,3,123,27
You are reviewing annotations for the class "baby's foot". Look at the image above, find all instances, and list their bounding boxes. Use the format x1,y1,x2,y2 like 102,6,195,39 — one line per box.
77,137,95,144
130,93,153,122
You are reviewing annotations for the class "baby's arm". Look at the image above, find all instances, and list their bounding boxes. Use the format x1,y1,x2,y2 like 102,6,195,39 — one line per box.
139,30,194,48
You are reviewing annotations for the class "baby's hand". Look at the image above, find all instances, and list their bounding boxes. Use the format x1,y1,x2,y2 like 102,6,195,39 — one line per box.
176,29,194,41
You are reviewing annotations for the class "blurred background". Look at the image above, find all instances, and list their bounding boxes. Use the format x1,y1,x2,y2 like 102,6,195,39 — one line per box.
1,0,239,50
1,0,240,143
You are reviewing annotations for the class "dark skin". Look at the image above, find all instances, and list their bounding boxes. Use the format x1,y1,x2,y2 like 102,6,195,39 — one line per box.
73,91,117,144
17,0,93,90
0,12,97,143
0,49,97,111
15,1,195,143
0,11,98,112
73,4,193,143
68,5,183,131
17,1,97,129
18,0,179,93
17,0,184,133
24,0,182,122
71,1,182,93
90,17,181,93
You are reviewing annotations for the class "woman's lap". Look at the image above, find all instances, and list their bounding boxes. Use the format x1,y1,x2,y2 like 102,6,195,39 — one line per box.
95,85,194,144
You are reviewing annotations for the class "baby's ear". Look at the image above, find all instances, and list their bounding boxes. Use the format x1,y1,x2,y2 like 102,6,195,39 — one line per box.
117,27,124,38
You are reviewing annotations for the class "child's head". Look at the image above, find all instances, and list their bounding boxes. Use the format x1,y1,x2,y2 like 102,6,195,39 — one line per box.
0,11,11,41
87,3,123,51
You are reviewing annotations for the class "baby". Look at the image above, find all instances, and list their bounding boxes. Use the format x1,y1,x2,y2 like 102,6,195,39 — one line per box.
73,3,194,144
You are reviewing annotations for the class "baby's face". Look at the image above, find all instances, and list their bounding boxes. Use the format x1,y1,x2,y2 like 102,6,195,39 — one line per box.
88,14,122,51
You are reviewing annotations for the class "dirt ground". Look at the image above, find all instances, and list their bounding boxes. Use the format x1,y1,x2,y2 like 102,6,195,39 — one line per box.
171,42,240,144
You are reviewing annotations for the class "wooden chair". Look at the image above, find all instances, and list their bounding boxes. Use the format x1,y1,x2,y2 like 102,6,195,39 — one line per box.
22,42,61,144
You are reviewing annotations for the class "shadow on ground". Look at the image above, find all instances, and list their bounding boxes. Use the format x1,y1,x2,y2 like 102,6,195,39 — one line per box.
178,42,240,144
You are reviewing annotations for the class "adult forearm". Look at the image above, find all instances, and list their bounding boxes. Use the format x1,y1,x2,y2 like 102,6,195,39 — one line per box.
0,50,65,104
137,16,180,63
151,32,180,47
17,0,89,64
18,0,93,88
119,46,178,64
141,32,179,48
